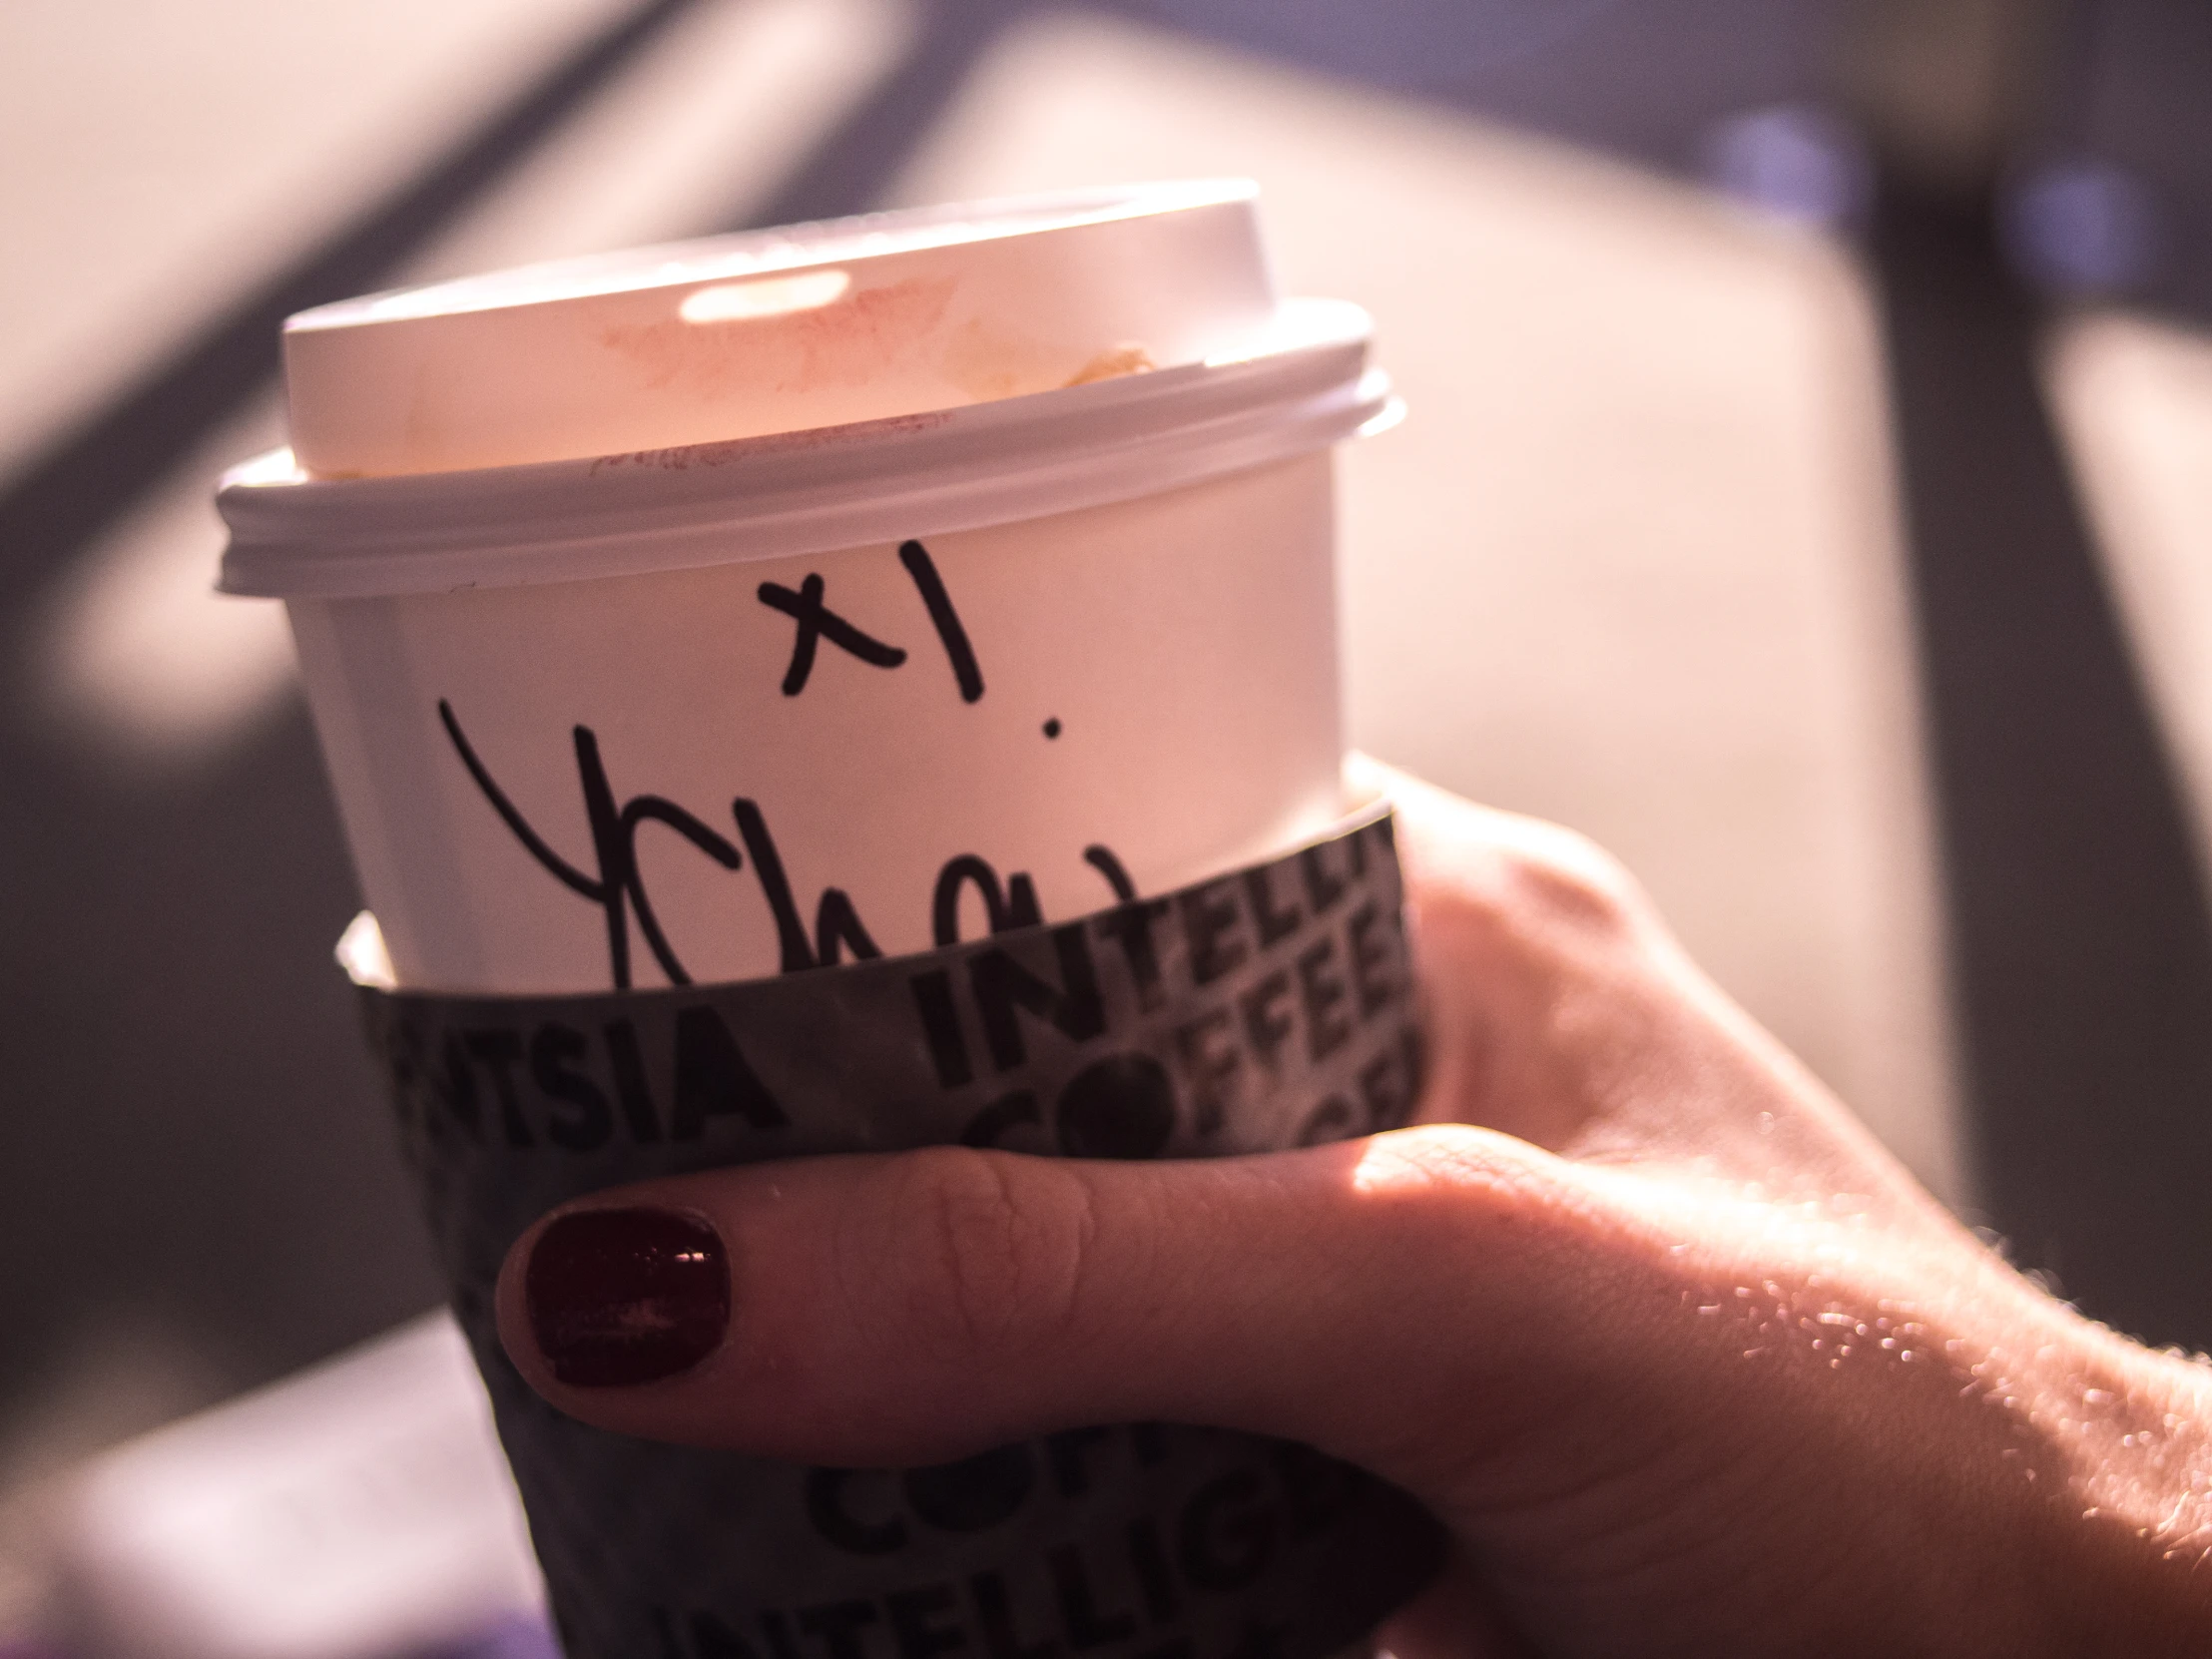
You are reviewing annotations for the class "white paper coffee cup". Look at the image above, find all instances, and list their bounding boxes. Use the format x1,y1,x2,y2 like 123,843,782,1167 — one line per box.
218,184,1397,992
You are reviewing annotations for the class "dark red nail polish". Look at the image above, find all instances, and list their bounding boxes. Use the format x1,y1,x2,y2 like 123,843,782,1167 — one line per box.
525,1207,730,1387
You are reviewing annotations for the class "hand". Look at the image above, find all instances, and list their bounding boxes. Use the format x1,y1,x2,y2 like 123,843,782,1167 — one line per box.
496,762,2212,1657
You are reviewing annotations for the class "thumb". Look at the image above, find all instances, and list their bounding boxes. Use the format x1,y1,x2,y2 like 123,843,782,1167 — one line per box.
494,1127,1594,1483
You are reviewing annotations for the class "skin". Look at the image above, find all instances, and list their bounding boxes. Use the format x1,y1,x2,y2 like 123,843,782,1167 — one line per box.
496,763,2212,1656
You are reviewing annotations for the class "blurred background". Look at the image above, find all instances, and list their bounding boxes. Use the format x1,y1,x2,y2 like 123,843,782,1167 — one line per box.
4,0,2210,1650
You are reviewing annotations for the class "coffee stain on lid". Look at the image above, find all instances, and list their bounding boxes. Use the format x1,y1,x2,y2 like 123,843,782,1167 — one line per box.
1063,344,1157,386
781,274,960,388
937,314,1063,403
597,275,960,399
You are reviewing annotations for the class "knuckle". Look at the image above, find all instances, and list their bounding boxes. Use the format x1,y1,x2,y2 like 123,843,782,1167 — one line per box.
891,1148,1098,1364
1419,816,1648,958
1359,1123,1553,1209
1497,825,1643,933
1352,1127,1597,1260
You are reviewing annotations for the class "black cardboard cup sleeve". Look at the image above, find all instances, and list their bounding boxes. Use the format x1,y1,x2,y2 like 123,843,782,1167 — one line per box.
353,806,1447,1659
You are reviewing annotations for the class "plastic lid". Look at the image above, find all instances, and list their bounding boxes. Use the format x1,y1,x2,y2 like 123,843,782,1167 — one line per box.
222,297,1397,598
283,181,1280,478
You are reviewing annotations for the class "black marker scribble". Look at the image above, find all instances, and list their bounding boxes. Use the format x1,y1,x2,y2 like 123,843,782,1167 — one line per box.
725,799,885,972
758,573,907,696
899,539,985,703
620,796,743,986
932,854,1043,947
1083,843,1138,904
439,700,602,905
813,889,880,967
729,798,816,973
757,543,985,706
439,700,739,988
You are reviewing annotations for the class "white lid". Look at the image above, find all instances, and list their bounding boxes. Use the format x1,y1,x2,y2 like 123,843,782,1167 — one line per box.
283,180,1280,478
221,297,1397,599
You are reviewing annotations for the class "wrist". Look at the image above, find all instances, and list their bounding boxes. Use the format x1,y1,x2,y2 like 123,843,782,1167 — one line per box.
2026,1318,2212,1653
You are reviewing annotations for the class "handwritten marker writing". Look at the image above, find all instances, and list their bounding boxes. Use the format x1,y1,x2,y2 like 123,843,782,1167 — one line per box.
222,183,1395,990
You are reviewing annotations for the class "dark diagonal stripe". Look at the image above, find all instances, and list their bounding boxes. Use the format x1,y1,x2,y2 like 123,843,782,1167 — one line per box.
0,0,701,604
738,0,1034,230
1869,177,2212,1352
